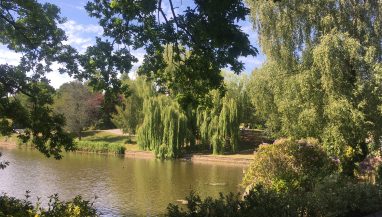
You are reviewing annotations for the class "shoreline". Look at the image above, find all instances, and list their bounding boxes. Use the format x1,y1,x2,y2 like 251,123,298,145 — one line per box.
0,141,252,166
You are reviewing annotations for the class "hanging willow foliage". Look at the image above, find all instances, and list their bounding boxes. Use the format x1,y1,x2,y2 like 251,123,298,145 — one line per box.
197,90,240,154
137,95,189,159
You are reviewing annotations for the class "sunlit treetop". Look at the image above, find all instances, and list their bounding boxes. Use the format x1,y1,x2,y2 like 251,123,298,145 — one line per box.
246,0,382,67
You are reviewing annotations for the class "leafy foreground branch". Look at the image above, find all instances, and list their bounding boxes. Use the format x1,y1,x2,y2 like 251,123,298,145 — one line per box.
0,193,98,217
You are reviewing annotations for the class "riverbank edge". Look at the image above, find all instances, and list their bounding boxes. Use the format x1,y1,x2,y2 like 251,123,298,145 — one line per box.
0,142,252,166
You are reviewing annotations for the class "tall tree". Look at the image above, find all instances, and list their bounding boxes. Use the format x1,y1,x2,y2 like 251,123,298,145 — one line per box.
79,38,132,129
223,72,258,128
197,89,240,154
54,82,101,140
0,1,79,159
112,76,154,135
247,0,382,175
137,95,190,159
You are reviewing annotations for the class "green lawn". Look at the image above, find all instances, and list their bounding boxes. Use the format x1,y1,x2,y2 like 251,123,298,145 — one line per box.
78,130,139,153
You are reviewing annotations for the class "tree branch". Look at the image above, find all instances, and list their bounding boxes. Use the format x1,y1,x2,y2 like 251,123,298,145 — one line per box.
168,0,195,43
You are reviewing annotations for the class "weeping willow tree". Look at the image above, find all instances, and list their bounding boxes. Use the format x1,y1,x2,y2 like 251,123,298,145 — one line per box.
246,0,382,175
197,90,240,154
137,95,190,159
112,76,154,135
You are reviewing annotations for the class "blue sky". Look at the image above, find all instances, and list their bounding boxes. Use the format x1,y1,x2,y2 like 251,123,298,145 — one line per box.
0,0,266,88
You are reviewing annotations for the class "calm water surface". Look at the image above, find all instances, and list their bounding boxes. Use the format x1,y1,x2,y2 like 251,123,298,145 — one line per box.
0,148,245,216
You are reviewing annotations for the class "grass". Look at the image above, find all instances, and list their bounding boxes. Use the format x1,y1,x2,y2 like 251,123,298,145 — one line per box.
75,140,126,155
76,130,140,154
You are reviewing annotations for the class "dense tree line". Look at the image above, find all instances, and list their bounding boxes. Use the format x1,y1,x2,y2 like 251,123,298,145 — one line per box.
1,0,382,216
111,72,254,157
0,0,257,160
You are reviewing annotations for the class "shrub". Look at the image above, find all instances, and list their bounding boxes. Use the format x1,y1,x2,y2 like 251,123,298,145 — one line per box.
166,180,382,217
242,138,336,192
306,175,382,217
0,193,33,217
166,186,298,217
0,193,98,217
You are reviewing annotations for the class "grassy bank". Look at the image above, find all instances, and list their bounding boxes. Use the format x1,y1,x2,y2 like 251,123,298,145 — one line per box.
75,141,126,155
75,130,139,155
1,130,262,164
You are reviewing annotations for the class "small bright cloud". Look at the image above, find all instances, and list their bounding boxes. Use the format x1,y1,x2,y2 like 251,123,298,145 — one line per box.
0,46,22,65
59,20,103,53
46,63,74,88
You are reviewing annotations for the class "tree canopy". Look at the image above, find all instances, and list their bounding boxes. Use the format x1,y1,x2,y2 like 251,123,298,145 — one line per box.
54,82,101,139
247,0,382,175
112,76,154,135
85,0,257,105
0,0,80,158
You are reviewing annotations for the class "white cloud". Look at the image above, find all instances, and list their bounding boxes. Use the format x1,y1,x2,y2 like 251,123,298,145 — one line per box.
75,6,85,11
239,54,266,72
0,46,22,65
46,63,74,88
59,20,103,53
128,48,146,77
0,46,73,89
57,2,87,11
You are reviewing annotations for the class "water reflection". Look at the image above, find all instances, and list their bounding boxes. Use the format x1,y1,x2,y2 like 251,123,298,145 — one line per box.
0,148,245,216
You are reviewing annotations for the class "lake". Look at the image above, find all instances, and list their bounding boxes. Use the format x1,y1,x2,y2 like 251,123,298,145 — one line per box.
0,147,245,216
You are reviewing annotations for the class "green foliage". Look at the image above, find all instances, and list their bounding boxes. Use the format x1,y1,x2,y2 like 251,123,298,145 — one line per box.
79,38,132,129
166,186,294,217
195,72,260,154
242,138,336,192
75,140,126,155
307,176,382,217
112,76,154,135
167,178,382,217
54,82,101,139
197,88,241,154
85,0,257,103
0,1,79,158
12,82,75,159
247,0,382,175
137,95,190,159
0,193,98,217
223,72,259,128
